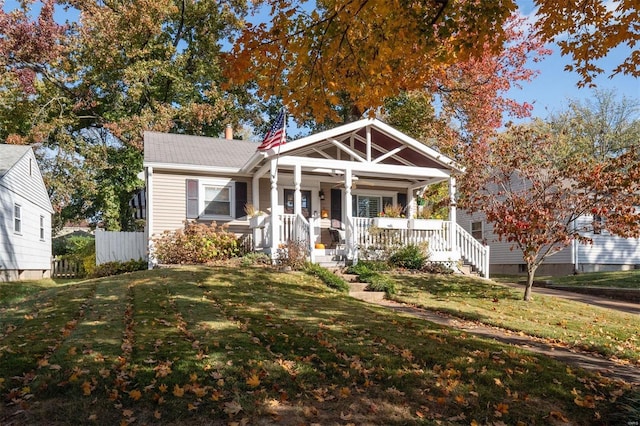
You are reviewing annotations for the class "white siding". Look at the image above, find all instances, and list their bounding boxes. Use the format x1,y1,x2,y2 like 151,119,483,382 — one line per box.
0,150,52,275
0,186,52,271
574,215,640,267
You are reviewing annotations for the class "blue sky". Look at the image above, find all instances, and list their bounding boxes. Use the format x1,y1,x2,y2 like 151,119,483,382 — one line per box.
510,1,639,120
3,0,637,122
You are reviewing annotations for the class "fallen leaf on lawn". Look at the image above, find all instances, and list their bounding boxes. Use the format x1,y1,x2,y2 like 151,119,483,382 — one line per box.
224,400,243,416
122,409,134,417
154,410,161,419
340,411,352,420
37,358,49,368
88,414,97,421
68,347,77,356
339,387,351,398
173,384,184,397
246,374,260,388
81,381,92,396
158,383,168,393
494,378,503,387
129,390,142,401
495,402,509,416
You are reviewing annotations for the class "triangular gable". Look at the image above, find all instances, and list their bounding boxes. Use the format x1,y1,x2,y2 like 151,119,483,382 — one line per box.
250,118,463,173
0,146,53,213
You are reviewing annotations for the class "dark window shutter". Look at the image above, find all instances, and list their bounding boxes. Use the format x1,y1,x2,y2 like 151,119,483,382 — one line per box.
186,179,199,218
331,188,342,225
235,181,248,218
397,192,407,214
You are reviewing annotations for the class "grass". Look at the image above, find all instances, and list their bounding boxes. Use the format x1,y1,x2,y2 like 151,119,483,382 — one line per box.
492,270,640,289
553,270,640,289
0,266,637,425
390,272,640,365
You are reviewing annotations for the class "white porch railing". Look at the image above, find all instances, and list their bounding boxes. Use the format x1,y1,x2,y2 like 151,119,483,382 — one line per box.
455,223,490,278
261,215,489,278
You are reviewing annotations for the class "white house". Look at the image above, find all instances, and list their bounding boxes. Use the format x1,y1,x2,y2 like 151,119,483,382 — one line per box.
457,182,640,276
0,145,53,282
143,119,489,276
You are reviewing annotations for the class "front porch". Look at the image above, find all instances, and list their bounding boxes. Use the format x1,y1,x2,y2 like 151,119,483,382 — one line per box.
241,119,489,278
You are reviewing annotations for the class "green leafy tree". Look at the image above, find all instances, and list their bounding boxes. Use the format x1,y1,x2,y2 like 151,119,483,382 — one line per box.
0,0,254,230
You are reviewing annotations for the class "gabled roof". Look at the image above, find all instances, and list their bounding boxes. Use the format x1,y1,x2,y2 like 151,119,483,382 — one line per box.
144,132,257,170
0,145,31,179
267,118,461,170
144,119,463,179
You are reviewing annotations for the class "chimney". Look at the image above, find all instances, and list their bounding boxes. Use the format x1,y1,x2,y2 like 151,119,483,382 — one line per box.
225,124,233,140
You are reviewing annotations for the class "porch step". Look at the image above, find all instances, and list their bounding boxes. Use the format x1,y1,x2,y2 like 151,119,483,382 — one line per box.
458,263,480,277
314,254,346,269
349,290,386,302
348,282,369,292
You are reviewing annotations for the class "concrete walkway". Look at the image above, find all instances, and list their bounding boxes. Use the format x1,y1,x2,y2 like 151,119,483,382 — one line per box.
352,283,640,385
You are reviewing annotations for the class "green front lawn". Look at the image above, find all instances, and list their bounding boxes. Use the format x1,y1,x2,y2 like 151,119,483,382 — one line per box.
0,266,637,424
390,272,640,365
553,270,640,289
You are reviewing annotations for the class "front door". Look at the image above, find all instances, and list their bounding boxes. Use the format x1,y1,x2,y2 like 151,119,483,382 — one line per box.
284,189,312,219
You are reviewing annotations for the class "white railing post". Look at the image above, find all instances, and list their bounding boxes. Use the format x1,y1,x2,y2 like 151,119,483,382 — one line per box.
308,215,316,263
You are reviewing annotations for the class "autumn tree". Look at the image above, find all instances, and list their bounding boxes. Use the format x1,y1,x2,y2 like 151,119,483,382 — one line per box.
461,124,640,301
0,0,254,230
228,0,638,124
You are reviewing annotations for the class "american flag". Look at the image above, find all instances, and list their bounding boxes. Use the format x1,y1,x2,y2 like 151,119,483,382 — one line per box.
257,109,286,151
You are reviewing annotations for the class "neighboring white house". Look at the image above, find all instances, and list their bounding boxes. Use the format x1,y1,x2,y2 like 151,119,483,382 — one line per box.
0,145,54,282
457,182,640,277
143,119,490,276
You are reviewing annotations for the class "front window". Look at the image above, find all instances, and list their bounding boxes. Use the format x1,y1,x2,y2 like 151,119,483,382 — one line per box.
204,185,231,216
353,195,393,218
14,204,21,234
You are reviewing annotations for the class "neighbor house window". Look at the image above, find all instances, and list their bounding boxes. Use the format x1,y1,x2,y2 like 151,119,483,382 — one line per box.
471,221,483,240
14,204,22,234
593,214,603,235
353,195,393,218
186,179,245,219
40,215,45,240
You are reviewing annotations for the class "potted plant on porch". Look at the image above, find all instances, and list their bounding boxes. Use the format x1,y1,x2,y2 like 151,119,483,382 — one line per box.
245,204,267,228
372,204,408,229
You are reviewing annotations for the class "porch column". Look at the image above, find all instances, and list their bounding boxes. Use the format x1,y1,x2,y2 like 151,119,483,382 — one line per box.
449,176,458,256
252,175,260,211
344,168,354,260
293,164,302,217
270,159,279,256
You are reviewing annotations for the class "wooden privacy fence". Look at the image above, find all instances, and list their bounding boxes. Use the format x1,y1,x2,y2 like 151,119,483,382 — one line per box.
51,257,81,278
95,230,147,265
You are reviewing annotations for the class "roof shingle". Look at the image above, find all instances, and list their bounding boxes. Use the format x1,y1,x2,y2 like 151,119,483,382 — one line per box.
143,132,258,169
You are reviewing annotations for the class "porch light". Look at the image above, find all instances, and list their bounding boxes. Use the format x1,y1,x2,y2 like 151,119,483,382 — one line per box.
319,189,325,200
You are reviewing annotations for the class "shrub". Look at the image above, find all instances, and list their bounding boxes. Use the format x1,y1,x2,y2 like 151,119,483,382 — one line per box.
347,262,396,294
275,240,308,270
55,235,96,278
421,262,454,274
304,263,349,292
240,252,272,267
154,221,239,264
365,274,396,294
389,244,427,270
92,259,147,278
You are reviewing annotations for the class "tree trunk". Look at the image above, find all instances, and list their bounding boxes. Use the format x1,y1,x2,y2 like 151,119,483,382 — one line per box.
523,265,537,301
